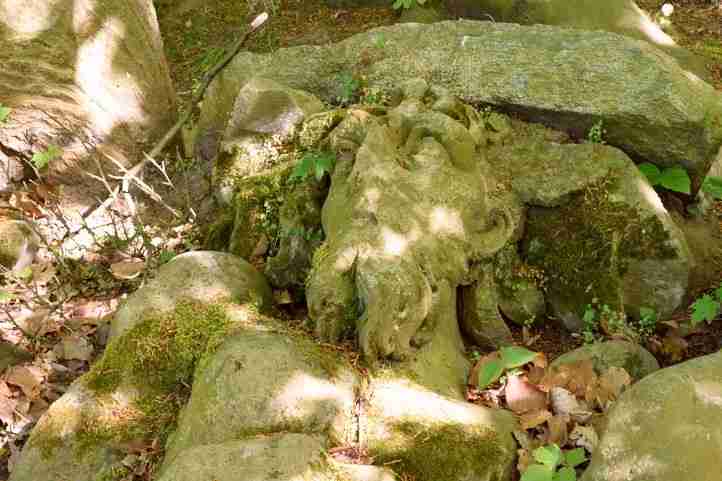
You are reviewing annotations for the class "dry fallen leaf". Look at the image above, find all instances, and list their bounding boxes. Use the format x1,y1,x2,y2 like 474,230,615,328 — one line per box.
520,409,553,430
15,308,57,337
549,387,593,423
593,367,632,410
505,375,548,414
0,392,18,425
110,259,145,280
5,364,45,398
56,335,94,362
570,424,599,452
546,414,569,446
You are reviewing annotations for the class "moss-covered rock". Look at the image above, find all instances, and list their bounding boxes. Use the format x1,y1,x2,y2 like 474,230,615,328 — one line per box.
551,341,659,381
225,76,325,142
158,434,338,481
110,251,272,339
11,300,246,481
364,376,517,481
580,350,722,481
265,179,326,289
163,321,359,464
522,159,691,330
308,90,517,361
460,263,514,349
199,21,722,190
226,162,294,259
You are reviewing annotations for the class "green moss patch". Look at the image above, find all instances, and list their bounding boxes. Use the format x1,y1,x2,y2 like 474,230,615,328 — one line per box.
524,176,678,313
31,301,234,469
372,421,508,481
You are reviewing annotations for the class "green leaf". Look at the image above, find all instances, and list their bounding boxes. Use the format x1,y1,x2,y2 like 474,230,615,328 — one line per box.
500,346,537,369
638,163,661,186
521,464,554,481
702,176,722,200
659,166,691,194
477,358,504,390
0,103,11,123
533,444,563,470
0,291,17,303
563,448,587,468
691,294,720,325
639,307,656,322
31,144,62,170
553,467,577,481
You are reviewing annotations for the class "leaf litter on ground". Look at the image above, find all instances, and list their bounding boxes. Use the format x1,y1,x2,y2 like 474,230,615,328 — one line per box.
468,346,636,480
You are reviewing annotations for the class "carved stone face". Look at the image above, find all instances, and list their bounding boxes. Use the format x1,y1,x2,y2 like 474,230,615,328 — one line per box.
307,80,515,360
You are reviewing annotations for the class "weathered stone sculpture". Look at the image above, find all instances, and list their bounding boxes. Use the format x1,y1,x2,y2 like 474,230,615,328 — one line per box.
306,80,516,360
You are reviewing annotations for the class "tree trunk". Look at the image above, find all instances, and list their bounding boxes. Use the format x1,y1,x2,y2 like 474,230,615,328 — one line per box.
0,0,176,207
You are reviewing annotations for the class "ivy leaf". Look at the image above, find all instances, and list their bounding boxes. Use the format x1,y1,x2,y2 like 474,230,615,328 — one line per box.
690,294,720,325
638,163,661,186
702,176,722,200
533,444,563,470
500,346,538,369
0,103,11,123
477,358,504,390
659,166,691,194
563,448,587,468
521,463,555,481
553,467,577,481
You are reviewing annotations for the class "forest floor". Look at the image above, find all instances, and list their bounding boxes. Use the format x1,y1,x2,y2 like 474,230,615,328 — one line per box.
1,0,721,478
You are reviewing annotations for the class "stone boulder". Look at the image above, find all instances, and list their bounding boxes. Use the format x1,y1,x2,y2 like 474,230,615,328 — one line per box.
159,434,344,481
110,251,272,339
364,376,518,481
199,21,722,188
163,325,359,463
521,152,692,330
581,350,722,481
551,341,660,381
11,255,272,481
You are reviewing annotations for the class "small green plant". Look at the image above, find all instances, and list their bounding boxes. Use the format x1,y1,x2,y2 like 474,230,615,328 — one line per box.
361,86,387,105
586,120,606,144
637,307,657,340
690,285,722,326
0,103,11,124
290,150,336,182
582,303,601,344
392,0,427,9
638,163,691,195
373,33,387,49
521,444,586,481
701,175,722,200
336,72,360,105
477,346,538,389
284,226,324,243
157,250,177,265
31,144,62,171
